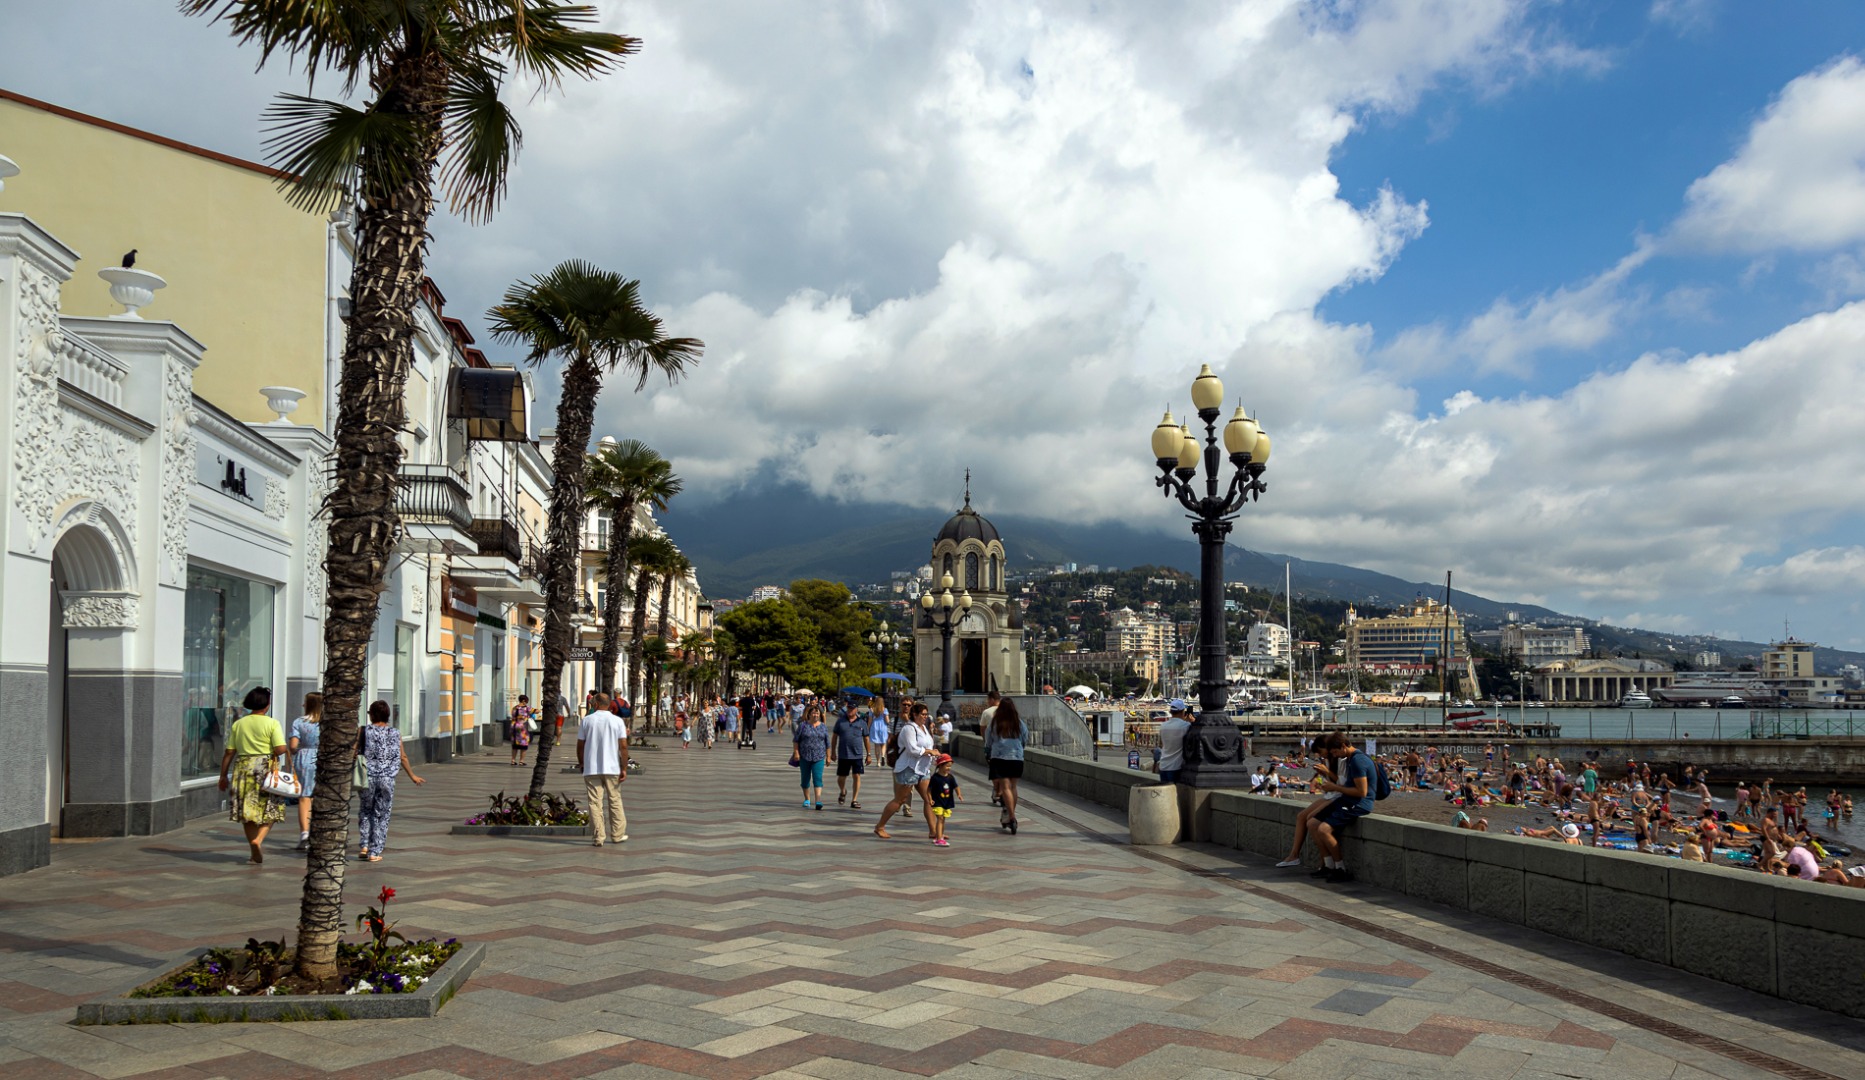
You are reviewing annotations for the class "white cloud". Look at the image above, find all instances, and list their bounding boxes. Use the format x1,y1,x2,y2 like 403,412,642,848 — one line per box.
1671,56,1865,253
1377,242,1652,376
1746,548,1865,596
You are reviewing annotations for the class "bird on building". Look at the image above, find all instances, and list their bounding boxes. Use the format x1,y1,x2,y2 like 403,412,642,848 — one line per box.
121,249,138,268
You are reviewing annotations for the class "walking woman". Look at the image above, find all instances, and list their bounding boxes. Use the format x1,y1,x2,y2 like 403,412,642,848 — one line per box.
793,703,831,809
217,687,287,865
984,698,1030,834
875,703,937,839
288,692,323,851
357,700,424,862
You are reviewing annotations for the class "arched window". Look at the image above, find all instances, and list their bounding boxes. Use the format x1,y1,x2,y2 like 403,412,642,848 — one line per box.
942,553,954,582
990,555,1001,590
966,552,980,592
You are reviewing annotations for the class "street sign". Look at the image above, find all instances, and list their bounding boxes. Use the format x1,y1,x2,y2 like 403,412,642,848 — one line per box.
568,647,596,662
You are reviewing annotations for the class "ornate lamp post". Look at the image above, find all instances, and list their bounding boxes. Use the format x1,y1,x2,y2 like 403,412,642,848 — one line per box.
867,629,903,670
831,655,846,699
1151,364,1272,787
919,573,972,720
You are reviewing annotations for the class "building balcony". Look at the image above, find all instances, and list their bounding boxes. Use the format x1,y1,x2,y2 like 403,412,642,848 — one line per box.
453,515,547,605
396,464,473,554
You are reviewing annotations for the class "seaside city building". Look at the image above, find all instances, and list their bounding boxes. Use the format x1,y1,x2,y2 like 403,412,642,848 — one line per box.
0,93,702,875
1501,623,1591,665
1341,599,1479,697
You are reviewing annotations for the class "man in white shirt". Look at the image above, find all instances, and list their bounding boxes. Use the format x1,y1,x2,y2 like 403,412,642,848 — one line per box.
1157,698,1193,785
577,692,631,847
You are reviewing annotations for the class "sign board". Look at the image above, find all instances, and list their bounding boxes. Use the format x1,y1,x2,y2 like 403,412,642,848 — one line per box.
568,646,597,662
196,446,267,511
445,578,478,619
1127,750,1141,770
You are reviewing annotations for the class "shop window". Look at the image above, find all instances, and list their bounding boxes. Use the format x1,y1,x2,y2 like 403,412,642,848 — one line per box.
182,567,276,782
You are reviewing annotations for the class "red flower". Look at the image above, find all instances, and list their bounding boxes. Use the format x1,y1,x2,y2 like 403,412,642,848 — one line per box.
378,887,396,904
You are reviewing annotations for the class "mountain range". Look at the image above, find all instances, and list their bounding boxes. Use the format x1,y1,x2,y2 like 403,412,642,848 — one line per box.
661,481,1865,669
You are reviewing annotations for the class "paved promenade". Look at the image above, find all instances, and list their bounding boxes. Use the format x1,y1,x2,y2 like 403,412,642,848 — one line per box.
3,734,1863,1079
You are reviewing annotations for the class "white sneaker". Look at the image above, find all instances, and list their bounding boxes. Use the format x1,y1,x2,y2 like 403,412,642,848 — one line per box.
616,834,628,842
1275,858,1302,868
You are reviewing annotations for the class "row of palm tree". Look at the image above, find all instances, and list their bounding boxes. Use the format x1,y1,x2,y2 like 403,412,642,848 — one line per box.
185,1,695,983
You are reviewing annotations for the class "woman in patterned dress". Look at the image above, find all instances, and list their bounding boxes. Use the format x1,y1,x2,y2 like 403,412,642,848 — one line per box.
357,700,424,862
217,687,287,865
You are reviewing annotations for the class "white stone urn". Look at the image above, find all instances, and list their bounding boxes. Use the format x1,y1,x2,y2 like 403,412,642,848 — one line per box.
260,386,307,424
98,266,167,319
0,154,19,192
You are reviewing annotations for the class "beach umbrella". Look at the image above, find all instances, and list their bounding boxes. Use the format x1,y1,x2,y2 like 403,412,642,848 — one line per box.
874,673,910,682
841,686,876,698
1064,685,1096,699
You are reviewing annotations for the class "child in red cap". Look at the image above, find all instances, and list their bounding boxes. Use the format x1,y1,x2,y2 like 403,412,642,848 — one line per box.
928,755,961,846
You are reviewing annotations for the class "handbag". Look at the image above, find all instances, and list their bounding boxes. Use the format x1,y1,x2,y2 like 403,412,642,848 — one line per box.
352,755,367,790
787,750,801,768
261,766,302,799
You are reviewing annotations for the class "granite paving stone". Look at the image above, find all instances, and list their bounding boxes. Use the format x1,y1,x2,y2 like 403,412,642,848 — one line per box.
1,739,1860,1079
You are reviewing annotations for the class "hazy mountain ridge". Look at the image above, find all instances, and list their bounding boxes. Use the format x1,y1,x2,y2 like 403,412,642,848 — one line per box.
661,483,1865,668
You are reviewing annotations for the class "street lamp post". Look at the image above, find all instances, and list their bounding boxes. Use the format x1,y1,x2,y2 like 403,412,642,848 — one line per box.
920,573,972,721
1151,364,1272,788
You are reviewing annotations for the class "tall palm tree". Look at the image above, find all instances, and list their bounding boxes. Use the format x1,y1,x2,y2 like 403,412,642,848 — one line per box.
183,0,637,982
585,440,681,698
488,262,701,797
620,532,680,720
649,549,690,724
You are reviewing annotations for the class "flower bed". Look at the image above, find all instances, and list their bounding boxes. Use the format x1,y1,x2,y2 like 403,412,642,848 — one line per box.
462,791,589,828
77,888,483,1023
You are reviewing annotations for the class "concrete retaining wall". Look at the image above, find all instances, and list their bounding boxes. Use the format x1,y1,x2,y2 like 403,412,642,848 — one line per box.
956,736,1865,1019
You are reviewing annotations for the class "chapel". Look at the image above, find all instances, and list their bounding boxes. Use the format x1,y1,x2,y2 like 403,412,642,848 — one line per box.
914,477,1026,695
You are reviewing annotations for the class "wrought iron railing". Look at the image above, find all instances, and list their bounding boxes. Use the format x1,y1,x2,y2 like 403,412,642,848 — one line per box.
395,464,471,531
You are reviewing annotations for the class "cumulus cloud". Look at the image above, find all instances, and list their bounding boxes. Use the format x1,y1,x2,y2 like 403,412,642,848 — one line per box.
1746,548,1865,596
1671,55,1865,253
1377,242,1653,376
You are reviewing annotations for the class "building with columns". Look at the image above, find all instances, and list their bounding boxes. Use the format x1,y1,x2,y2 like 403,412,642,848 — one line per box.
1532,659,1675,705
914,488,1025,696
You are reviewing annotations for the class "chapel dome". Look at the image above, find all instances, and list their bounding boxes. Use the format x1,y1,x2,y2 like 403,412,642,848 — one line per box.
936,505,1000,545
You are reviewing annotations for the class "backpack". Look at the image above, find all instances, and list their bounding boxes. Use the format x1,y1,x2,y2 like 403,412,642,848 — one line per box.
1374,760,1393,801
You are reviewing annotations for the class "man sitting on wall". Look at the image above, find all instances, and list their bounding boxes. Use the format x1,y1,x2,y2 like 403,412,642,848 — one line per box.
1308,731,1376,885
1155,699,1192,785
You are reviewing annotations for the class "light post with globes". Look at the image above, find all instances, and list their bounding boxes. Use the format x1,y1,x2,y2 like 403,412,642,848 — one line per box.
831,656,846,702
919,573,972,721
1151,363,1271,788
867,629,904,672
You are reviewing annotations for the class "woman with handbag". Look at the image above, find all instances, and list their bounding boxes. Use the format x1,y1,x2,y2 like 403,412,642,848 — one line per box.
288,692,324,851
791,703,831,809
874,704,938,840
357,700,424,862
217,687,288,865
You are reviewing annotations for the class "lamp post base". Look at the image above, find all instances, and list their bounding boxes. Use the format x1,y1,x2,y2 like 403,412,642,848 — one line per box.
1175,711,1253,789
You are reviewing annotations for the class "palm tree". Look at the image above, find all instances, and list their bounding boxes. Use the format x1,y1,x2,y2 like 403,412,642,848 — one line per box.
488,262,700,797
652,549,692,721
183,0,637,982
585,440,681,699
639,635,671,731
620,532,680,722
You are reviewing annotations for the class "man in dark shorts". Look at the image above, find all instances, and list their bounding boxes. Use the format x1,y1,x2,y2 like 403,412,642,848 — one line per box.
1310,732,1376,884
831,703,868,809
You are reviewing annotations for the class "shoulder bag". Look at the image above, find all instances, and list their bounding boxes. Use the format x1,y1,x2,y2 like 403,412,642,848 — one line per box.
261,765,302,799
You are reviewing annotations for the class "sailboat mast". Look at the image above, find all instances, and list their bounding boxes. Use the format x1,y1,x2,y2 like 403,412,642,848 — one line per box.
1286,562,1294,699
1440,571,1452,728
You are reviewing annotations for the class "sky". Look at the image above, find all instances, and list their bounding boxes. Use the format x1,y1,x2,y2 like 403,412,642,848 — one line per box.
4,0,1864,648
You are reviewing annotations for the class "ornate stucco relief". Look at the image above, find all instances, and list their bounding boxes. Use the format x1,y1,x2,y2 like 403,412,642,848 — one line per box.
160,358,198,585
61,591,139,629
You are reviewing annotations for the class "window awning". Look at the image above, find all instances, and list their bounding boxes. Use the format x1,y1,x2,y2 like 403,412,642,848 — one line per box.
448,368,529,441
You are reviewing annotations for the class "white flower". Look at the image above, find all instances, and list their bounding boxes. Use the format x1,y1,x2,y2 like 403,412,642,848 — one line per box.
263,986,279,996
344,987,360,995
226,987,241,996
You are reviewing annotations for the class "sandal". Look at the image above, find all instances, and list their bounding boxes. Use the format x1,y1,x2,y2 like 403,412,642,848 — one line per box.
837,793,846,805
873,827,890,840
850,801,861,810
365,854,384,862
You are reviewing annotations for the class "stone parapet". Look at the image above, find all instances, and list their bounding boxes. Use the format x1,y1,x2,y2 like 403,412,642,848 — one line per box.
977,739,1865,1020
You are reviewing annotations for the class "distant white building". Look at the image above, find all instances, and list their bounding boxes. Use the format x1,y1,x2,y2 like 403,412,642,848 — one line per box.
1694,650,1722,669
747,585,786,604
1501,624,1590,665
1247,622,1291,662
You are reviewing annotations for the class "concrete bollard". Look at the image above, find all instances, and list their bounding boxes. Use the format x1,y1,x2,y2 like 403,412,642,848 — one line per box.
1129,784,1181,845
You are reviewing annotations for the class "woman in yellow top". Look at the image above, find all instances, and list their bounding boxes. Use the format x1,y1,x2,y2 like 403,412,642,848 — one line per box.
218,686,287,864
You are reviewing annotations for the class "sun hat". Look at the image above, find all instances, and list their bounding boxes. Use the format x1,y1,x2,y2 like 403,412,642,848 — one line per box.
1560,824,1580,838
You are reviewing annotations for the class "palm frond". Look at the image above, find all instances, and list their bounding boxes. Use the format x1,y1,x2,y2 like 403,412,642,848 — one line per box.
469,2,639,87
261,93,421,212
179,0,400,94
438,68,522,222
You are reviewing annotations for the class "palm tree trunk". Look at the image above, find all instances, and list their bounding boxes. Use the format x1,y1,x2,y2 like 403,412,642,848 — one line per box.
295,53,447,983
654,574,675,724
529,353,603,799
626,566,654,717
595,496,637,698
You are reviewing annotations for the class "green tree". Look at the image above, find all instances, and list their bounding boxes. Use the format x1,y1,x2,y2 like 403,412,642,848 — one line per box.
788,579,877,682
183,0,638,982
488,262,702,798
717,600,824,689
586,439,681,698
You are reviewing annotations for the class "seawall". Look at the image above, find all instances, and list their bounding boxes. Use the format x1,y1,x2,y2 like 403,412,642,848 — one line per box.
1344,737,1865,785
954,735,1865,1019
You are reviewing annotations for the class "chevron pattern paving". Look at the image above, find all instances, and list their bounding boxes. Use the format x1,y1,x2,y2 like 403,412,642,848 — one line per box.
3,730,1863,1078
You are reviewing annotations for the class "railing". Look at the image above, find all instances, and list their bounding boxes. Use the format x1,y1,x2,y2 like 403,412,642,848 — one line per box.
395,464,470,531
468,517,526,563
1747,712,1865,740
59,330,128,407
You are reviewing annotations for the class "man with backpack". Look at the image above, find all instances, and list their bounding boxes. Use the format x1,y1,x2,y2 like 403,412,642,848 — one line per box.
1310,731,1386,884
